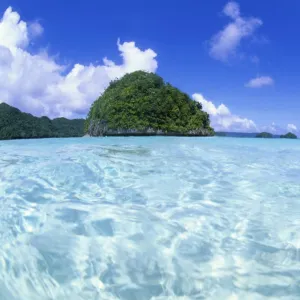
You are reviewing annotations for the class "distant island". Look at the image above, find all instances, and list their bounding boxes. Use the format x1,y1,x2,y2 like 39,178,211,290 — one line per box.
280,132,297,139
0,103,84,140
215,132,265,138
215,132,227,137
85,71,214,136
216,131,298,139
256,132,273,138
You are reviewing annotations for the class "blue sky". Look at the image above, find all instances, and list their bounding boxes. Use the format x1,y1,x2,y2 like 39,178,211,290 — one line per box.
0,0,299,133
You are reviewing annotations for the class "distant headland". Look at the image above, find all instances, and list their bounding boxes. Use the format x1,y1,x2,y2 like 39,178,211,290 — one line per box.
215,131,298,139
0,103,84,140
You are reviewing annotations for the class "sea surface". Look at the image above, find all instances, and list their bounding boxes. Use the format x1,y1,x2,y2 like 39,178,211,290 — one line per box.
0,137,300,300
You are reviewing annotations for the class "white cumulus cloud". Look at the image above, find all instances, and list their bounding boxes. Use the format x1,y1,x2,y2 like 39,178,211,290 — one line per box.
259,122,299,135
28,21,44,38
0,7,158,118
245,76,274,88
192,93,257,132
287,124,297,132
0,7,29,49
209,1,262,61
261,122,283,135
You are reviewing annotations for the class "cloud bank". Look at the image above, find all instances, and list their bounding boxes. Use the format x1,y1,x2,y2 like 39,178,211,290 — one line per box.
192,93,257,132
0,7,158,118
209,1,262,61
287,124,298,133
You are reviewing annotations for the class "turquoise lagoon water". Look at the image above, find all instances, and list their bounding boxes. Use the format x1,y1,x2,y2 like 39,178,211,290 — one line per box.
0,137,300,300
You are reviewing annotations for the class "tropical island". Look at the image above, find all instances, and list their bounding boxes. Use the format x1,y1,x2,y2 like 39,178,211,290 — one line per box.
0,103,84,140
256,132,273,138
280,132,298,139
85,71,214,136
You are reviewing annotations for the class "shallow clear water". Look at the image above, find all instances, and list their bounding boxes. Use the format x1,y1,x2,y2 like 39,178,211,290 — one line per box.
0,137,300,300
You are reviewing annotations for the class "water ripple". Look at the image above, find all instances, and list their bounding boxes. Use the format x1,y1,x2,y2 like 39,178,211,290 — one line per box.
0,137,300,299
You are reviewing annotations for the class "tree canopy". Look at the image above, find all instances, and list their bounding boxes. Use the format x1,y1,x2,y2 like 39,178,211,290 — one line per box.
280,132,297,139
0,103,84,140
85,71,214,136
256,132,273,138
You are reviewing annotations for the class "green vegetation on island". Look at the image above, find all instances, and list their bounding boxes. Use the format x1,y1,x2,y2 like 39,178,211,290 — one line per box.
85,71,214,136
256,132,273,138
280,132,297,139
0,103,84,140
